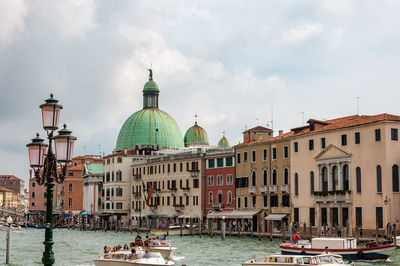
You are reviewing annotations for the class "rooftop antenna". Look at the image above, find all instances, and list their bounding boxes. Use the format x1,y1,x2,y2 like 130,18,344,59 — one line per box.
271,107,274,132
301,112,305,125
356,96,360,115
98,144,102,156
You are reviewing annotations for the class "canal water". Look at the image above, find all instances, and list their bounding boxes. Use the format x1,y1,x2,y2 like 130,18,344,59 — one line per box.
0,229,399,265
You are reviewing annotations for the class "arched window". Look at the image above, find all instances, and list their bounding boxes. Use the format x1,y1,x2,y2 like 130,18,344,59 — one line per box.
263,169,268,186
322,167,328,191
68,183,73,192
393,165,399,192
116,170,122,181
209,192,213,204
217,190,223,203
376,165,382,193
332,166,339,191
342,165,349,190
252,171,256,186
310,171,314,194
356,167,361,193
284,168,289,185
272,169,277,185
294,173,299,196
117,157,122,163
227,191,232,204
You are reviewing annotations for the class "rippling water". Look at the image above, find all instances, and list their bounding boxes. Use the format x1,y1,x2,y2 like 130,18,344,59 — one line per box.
0,229,399,265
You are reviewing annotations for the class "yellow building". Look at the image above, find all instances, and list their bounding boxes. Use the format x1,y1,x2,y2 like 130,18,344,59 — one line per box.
0,186,13,208
131,150,205,227
235,126,292,233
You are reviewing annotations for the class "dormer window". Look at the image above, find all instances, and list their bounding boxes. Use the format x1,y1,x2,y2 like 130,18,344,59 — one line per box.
310,123,315,131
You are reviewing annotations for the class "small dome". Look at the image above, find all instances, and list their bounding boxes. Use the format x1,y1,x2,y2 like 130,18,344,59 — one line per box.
218,136,230,148
143,80,159,92
184,122,209,147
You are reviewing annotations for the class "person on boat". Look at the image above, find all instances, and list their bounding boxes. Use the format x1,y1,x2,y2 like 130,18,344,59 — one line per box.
111,246,117,252
131,248,138,260
162,234,167,241
293,231,301,243
117,245,122,251
104,245,110,254
123,244,129,251
143,246,151,258
325,246,329,254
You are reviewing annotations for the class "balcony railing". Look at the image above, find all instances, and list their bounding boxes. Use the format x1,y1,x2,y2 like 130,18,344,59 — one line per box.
150,205,157,211
154,188,161,195
269,185,277,193
182,187,190,195
212,202,224,209
313,190,352,203
174,204,184,212
133,192,141,199
133,208,141,212
280,184,289,193
260,186,268,193
249,186,256,194
189,171,199,177
133,174,142,180
169,187,177,195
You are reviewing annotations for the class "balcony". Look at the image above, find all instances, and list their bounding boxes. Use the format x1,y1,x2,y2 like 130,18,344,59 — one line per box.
212,202,224,210
182,187,190,195
174,204,184,212
280,184,289,193
133,208,141,212
133,192,141,199
260,186,268,193
150,205,158,212
189,170,199,177
313,190,352,204
133,174,142,180
154,188,161,195
249,186,256,194
269,185,277,193
169,187,177,195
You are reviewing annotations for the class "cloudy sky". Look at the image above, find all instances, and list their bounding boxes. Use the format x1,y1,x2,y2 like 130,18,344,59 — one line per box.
1,0,400,183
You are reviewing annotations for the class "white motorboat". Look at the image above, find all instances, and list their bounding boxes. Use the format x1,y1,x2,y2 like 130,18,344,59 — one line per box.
146,241,177,259
280,237,396,260
151,225,198,236
242,254,353,266
0,223,22,231
94,251,174,266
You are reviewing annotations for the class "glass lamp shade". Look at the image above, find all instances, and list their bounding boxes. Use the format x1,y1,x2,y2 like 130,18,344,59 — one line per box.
26,133,48,169
40,93,63,131
53,124,77,163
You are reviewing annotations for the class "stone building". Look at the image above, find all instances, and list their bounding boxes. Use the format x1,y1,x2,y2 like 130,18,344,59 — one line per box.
0,175,25,209
83,163,103,215
290,114,400,236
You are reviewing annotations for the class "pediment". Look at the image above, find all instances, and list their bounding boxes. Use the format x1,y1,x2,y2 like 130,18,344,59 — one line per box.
314,144,351,161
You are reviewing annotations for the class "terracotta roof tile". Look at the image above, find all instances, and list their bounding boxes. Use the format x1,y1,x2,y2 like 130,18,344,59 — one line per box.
68,164,85,171
0,186,10,191
0,175,22,181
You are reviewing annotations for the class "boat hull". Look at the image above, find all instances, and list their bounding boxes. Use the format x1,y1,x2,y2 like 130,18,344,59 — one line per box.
151,229,198,236
94,259,174,266
280,244,396,261
148,247,176,259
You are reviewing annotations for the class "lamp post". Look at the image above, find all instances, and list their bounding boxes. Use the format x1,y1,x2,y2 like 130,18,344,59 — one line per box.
26,94,76,266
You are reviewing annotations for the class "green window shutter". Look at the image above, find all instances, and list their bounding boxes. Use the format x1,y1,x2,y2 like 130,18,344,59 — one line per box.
208,159,215,168
217,158,224,167
226,157,233,167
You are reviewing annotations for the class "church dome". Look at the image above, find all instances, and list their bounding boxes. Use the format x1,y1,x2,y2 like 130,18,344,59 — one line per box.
115,70,184,151
184,122,209,147
218,135,230,148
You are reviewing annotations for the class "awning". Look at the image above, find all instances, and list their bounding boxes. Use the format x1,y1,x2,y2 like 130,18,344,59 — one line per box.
208,209,261,219
149,214,168,217
265,213,288,221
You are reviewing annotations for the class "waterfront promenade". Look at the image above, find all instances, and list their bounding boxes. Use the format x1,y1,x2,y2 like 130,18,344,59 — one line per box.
0,228,399,265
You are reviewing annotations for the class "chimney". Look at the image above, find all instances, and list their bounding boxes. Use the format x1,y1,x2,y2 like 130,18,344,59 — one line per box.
29,170,32,179
279,130,283,139
124,147,127,155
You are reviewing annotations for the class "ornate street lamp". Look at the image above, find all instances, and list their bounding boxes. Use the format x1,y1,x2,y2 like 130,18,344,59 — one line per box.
26,94,76,266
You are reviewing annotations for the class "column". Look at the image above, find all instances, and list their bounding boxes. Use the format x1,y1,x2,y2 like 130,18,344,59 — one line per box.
318,165,322,191
328,164,332,191
317,204,321,236
338,162,343,190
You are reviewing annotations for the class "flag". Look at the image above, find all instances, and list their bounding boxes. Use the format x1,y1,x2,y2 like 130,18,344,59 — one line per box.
142,180,147,202
146,182,153,206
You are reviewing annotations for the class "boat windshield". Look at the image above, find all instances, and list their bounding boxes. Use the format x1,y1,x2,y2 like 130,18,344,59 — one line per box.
317,255,344,264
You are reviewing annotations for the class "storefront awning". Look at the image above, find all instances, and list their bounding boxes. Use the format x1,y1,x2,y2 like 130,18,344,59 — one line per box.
265,213,288,221
208,209,261,219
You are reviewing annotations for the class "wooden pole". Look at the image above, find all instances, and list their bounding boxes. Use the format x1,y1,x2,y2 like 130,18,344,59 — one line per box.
269,221,273,241
199,217,202,238
375,222,379,244
180,219,183,237
281,221,285,241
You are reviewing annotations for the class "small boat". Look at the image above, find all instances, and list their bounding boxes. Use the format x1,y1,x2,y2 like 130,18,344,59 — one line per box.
243,254,352,266
151,225,198,236
0,223,22,231
396,236,400,248
27,223,45,229
145,240,177,259
280,237,396,260
94,251,174,266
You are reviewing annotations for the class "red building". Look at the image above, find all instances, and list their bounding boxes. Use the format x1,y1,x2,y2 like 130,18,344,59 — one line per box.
204,149,235,216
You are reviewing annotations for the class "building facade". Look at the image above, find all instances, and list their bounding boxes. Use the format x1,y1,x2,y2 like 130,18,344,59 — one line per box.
235,126,292,233
83,163,103,215
290,114,400,235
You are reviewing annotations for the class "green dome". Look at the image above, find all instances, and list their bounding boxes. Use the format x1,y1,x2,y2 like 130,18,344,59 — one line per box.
184,122,209,147
115,69,183,151
116,109,184,151
143,80,159,92
218,136,230,148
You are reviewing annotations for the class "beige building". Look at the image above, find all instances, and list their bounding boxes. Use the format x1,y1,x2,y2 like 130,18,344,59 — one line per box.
235,126,292,233
131,149,205,227
290,114,400,235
